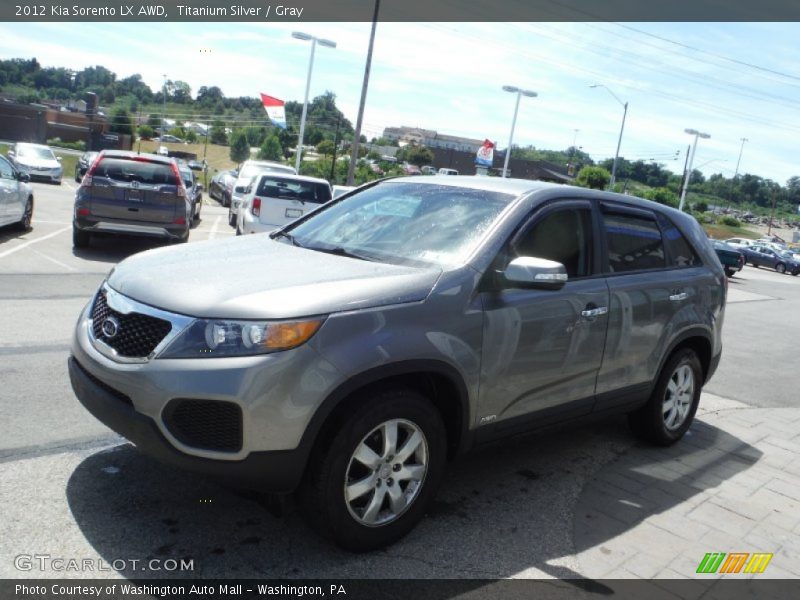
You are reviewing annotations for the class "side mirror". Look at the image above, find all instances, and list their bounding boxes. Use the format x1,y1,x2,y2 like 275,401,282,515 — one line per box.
17,172,30,183
196,183,203,191
56,156,62,162
502,257,568,290
7,150,15,157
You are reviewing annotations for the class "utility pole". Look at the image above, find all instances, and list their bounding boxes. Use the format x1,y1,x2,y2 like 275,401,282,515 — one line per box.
329,113,342,182
768,189,778,236
679,144,691,201
346,0,380,186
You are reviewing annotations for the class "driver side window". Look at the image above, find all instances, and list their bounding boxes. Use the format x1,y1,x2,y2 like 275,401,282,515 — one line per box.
512,207,594,279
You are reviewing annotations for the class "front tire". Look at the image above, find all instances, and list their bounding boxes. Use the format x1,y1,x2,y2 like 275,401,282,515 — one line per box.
724,266,736,278
776,263,786,274
300,389,446,552
628,348,702,446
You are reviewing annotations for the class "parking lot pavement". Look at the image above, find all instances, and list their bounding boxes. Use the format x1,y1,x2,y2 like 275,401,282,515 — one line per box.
2,392,799,580
1,182,800,580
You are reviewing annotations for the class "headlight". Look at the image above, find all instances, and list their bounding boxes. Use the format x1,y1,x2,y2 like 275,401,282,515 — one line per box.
159,317,324,358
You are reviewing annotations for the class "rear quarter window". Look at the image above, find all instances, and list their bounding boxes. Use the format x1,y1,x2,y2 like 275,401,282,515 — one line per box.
657,214,701,268
94,158,178,186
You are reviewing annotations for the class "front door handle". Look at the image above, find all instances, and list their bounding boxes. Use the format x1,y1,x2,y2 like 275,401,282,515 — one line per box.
581,306,608,319
669,292,688,302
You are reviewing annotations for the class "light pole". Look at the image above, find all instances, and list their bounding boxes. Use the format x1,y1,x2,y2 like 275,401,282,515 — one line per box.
292,31,336,172
590,84,627,190
728,137,748,209
678,128,711,212
501,85,537,178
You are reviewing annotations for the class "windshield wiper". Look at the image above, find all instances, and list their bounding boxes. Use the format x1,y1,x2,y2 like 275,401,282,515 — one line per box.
306,245,373,261
272,231,304,248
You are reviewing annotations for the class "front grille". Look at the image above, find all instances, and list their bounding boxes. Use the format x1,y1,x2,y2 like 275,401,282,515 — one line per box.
91,290,172,358
163,399,243,452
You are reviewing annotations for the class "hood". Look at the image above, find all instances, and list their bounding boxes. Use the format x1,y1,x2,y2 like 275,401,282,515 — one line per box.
107,235,442,319
17,156,60,169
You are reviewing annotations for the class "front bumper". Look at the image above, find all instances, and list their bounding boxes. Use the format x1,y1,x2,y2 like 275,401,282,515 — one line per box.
68,356,305,492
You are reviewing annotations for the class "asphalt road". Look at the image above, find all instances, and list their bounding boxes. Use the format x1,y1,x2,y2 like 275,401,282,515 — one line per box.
0,182,798,579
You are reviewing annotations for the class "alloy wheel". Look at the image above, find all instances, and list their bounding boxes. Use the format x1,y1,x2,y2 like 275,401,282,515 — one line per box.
344,418,428,527
663,364,694,431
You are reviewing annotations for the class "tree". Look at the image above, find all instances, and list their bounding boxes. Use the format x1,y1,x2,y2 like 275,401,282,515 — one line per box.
316,140,335,156
209,120,228,145
258,135,283,161
229,129,250,165
138,124,155,139
147,113,162,129
109,107,133,135
575,166,610,190
693,201,709,213
396,144,434,167
643,187,679,208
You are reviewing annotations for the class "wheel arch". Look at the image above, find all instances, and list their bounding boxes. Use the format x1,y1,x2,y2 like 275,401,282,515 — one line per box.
659,328,713,384
299,360,473,471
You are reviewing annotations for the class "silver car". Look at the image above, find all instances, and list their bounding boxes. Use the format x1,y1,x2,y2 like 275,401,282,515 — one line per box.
70,177,725,551
0,154,34,230
8,143,63,184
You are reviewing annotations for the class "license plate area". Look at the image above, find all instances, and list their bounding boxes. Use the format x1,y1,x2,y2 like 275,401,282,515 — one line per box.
285,208,303,218
127,189,143,202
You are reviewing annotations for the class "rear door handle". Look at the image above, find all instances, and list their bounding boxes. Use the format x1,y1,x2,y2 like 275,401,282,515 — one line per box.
581,306,608,319
669,292,688,302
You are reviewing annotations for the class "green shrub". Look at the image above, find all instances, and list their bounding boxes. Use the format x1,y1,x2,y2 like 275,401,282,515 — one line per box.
46,137,86,151
720,216,741,227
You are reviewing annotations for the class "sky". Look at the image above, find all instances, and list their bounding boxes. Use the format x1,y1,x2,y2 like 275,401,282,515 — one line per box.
1,21,800,184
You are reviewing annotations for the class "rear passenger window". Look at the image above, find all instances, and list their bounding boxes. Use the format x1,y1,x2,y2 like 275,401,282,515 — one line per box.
658,215,700,268
603,212,665,272
256,177,332,204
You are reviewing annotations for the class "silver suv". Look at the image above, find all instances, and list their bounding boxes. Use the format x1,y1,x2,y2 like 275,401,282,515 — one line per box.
69,176,725,551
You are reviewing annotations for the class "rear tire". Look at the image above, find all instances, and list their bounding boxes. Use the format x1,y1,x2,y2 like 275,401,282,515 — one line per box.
72,227,90,248
228,211,236,228
628,348,702,446
299,389,446,552
724,266,735,278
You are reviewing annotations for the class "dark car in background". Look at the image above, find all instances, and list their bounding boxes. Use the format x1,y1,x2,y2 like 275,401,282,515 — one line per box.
209,169,237,207
178,164,203,221
72,150,190,248
741,244,800,275
711,240,744,277
75,151,99,182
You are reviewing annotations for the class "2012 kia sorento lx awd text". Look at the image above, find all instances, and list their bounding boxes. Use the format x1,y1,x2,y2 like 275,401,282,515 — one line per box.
70,176,725,551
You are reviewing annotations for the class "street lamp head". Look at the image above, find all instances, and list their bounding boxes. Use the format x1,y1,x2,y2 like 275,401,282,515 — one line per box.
521,90,538,97
684,128,698,135
502,85,519,93
699,133,711,139
292,31,313,41
589,84,601,88
318,39,337,48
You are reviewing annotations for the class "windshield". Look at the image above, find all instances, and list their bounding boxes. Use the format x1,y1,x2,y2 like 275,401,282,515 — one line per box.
284,182,514,267
17,146,55,160
94,157,179,185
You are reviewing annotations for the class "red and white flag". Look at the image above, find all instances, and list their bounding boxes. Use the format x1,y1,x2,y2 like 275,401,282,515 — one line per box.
260,93,287,129
475,139,494,166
